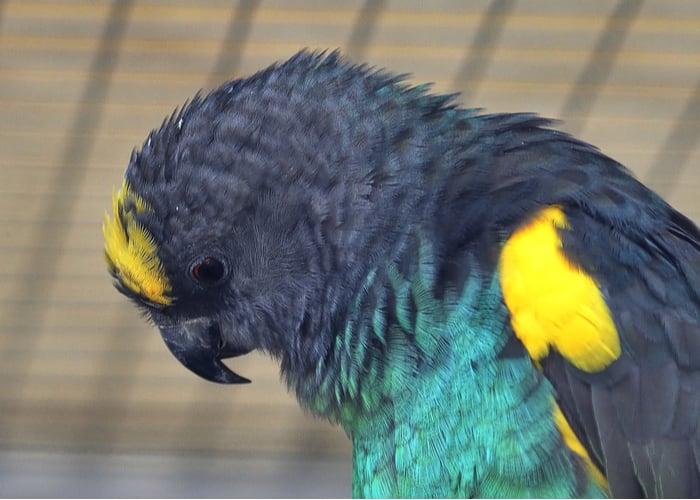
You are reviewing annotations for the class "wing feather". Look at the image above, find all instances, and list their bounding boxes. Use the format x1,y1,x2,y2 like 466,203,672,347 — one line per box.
499,200,700,497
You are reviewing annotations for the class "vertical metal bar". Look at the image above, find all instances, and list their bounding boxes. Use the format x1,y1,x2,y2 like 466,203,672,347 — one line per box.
645,79,700,198
345,0,387,61
207,0,261,88
559,0,643,135
453,0,516,103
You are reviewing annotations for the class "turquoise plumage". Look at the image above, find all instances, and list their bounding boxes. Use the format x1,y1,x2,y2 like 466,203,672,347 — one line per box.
290,241,603,497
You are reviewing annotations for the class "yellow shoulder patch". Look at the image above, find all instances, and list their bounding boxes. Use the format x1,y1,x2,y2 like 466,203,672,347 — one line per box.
499,206,620,373
103,180,172,306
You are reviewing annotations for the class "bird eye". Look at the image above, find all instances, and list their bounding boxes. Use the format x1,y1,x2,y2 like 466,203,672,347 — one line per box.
191,256,226,285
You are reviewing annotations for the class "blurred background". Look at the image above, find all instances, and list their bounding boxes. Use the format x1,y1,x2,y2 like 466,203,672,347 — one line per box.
1,0,699,497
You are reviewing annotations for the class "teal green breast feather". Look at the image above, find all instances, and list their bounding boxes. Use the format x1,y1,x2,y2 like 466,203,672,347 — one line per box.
291,237,606,498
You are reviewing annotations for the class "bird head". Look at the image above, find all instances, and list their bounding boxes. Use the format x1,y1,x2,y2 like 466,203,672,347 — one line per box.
102,57,346,384
103,50,457,387
103,157,323,384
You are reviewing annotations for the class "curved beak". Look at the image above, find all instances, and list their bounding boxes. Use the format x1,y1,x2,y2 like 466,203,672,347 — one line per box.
158,317,251,384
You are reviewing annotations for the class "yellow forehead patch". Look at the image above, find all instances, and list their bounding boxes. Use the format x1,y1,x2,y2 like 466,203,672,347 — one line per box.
103,180,172,306
499,206,621,373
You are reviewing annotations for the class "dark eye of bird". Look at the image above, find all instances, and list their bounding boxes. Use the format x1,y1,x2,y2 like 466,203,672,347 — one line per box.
191,256,226,285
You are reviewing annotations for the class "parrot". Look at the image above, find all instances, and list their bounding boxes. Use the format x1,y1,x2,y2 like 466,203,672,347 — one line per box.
103,50,700,498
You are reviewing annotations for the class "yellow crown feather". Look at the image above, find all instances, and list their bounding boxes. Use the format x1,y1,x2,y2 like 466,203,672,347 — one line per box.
103,181,172,306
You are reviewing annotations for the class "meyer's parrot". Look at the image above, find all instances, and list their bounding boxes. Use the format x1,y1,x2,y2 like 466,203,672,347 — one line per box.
104,51,700,498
